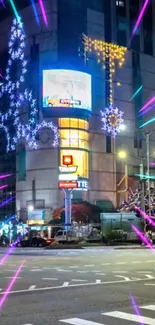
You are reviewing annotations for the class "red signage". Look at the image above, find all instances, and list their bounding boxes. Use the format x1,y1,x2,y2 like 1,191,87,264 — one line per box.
63,155,73,166
58,181,78,189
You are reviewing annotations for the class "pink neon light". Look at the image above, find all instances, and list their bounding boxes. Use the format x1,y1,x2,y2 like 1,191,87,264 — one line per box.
0,174,12,179
137,207,155,227
132,0,150,39
39,0,48,26
0,73,4,78
132,224,154,251
0,261,25,308
139,96,155,112
0,184,7,190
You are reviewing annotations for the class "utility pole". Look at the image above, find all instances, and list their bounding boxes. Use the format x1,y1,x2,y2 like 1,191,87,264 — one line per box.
146,133,151,216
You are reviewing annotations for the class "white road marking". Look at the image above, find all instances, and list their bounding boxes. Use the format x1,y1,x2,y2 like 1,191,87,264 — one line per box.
62,282,69,287
0,276,153,295
95,273,105,276
116,262,126,265
137,271,152,273
60,318,104,325
112,271,128,273
115,275,130,281
42,278,58,280
140,305,155,311
144,283,155,286
147,260,155,263
96,280,101,284
145,274,154,279
72,279,87,282
77,271,88,274
102,311,154,324
28,285,36,290
30,269,43,272
56,268,72,272
101,263,110,266
84,265,94,267
131,261,140,264
69,266,78,269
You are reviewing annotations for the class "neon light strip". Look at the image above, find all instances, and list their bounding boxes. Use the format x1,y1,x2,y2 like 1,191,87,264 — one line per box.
130,295,144,325
132,224,154,251
0,74,3,78
0,196,15,208
39,0,48,26
136,208,155,227
139,117,155,129
135,174,155,180
139,103,155,116
0,261,25,308
130,86,143,101
150,162,155,167
31,0,40,25
131,0,150,39
139,96,155,112
0,185,7,190
9,0,20,21
0,174,12,179
0,0,5,8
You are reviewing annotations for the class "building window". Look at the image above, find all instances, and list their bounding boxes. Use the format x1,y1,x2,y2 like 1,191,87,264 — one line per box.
58,118,89,130
59,129,89,149
60,149,89,178
116,1,124,7
106,136,111,153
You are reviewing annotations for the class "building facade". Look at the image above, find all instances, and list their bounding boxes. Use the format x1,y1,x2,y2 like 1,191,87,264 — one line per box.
0,0,155,221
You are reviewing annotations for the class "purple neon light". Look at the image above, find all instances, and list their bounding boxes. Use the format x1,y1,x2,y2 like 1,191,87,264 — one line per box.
1,0,5,8
131,0,150,39
139,96,155,112
136,207,155,227
139,103,155,116
0,260,25,308
132,224,154,251
150,162,155,167
130,295,144,325
0,174,12,179
0,73,4,78
0,196,15,208
39,0,48,26
0,184,7,190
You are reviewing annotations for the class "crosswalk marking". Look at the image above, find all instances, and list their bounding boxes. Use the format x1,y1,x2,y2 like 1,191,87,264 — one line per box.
140,305,155,311
60,318,105,325
102,311,154,324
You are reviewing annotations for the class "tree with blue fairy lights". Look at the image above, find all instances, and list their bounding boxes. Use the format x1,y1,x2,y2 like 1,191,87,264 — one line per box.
0,16,59,152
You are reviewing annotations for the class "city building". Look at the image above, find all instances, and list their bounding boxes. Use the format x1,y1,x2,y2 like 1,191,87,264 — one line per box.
0,0,155,224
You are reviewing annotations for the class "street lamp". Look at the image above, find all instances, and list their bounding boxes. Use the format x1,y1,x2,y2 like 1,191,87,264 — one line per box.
117,150,128,202
27,205,34,212
118,150,127,159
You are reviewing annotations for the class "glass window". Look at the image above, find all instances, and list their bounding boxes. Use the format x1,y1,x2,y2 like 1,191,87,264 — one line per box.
70,118,78,128
106,136,111,153
58,118,89,130
59,129,89,149
60,149,89,178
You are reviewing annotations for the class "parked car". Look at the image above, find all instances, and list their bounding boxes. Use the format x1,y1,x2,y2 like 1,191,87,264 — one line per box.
54,230,79,244
17,237,53,247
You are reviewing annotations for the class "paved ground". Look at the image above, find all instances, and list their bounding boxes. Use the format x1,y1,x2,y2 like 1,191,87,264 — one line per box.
0,247,155,324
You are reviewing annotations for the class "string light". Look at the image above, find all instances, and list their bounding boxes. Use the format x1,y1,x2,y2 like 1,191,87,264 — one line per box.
0,17,59,152
83,35,127,106
100,106,124,137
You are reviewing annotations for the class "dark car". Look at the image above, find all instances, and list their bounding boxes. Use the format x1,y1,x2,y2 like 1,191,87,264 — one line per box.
17,237,52,247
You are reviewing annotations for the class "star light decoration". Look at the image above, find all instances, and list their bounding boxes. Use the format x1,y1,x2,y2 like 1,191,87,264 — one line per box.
100,106,124,137
0,17,59,152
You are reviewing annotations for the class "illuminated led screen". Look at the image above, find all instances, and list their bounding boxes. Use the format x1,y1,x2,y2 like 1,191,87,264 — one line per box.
42,69,92,111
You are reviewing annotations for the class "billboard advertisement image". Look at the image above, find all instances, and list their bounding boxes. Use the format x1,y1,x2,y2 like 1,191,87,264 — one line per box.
42,69,91,111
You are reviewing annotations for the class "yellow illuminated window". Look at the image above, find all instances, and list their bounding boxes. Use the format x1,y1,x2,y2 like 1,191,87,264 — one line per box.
60,149,89,178
58,118,89,130
59,129,89,149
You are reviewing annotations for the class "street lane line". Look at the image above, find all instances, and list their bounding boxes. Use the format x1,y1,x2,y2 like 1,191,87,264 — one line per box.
116,262,126,264
140,305,155,311
5,277,22,279
115,275,130,281
84,265,94,267
102,311,154,324
42,278,58,280
30,269,43,272
28,285,36,290
0,276,154,295
60,318,105,325
112,271,128,273
62,282,69,287
145,275,154,279
101,263,110,265
96,280,101,283
72,279,87,282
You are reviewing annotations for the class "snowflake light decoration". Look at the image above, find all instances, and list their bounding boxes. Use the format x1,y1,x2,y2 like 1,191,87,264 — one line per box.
0,17,59,152
100,106,124,137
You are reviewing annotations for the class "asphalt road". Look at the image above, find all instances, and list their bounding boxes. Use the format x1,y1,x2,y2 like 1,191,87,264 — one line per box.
0,247,155,324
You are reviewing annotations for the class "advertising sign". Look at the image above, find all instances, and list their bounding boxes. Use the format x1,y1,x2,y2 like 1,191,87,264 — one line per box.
63,155,73,166
59,166,77,173
42,69,91,111
59,174,78,181
58,181,78,189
